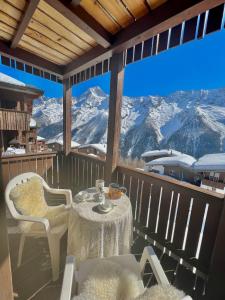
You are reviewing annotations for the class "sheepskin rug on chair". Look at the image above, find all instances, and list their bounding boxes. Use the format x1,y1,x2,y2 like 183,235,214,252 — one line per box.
74,260,141,300
135,285,186,300
73,260,186,300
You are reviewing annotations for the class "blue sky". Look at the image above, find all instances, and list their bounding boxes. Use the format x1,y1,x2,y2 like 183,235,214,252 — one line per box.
1,29,225,98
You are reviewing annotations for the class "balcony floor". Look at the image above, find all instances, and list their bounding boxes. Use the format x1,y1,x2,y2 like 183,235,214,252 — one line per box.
8,223,205,300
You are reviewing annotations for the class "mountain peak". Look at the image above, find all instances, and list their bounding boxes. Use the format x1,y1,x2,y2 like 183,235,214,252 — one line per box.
82,86,106,98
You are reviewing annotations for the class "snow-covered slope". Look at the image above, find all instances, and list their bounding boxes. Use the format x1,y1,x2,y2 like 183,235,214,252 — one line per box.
33,86,225,158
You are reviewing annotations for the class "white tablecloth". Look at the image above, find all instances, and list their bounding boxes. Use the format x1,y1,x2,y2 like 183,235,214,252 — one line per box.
67,187,133,263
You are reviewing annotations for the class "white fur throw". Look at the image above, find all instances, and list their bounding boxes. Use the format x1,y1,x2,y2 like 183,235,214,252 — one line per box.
10,177,47,217
10,176,68,232
136,285,185,300
73,260,141,300
73,260,186,300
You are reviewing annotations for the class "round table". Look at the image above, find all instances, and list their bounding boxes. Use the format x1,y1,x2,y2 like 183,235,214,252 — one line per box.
67,187,133,263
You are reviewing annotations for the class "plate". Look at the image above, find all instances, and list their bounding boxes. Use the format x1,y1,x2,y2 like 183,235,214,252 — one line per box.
74,191,91,202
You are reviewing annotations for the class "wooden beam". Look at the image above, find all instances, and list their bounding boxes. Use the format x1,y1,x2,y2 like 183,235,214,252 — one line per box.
63,45,111,77
0,137,14,300
64,0,225,77
0,40,63,76
105,52,124,184
63,79,72,155
44,0,112,48
11,0,40,49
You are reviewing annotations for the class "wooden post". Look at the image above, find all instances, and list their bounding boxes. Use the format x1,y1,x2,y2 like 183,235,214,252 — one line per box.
105,52,124,184
206,200,225,299
63,78,72,155
0,130,4,152
0,131,14,300
16,100,21,111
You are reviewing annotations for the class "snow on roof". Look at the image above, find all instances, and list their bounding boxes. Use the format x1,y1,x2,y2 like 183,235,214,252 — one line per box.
30,118,37,128
78,144,107,154
193,153,225,171
88,153,98,158
0,72,26,86
146,154,196,169
141,149,182,158
37,136,46,141
46,137,80,148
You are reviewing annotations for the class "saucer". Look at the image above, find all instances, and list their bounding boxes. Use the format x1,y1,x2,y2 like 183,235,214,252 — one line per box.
75,191,91,202
97,201,113,213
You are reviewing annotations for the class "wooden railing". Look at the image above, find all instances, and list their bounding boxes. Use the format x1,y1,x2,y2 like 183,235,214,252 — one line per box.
0,108,30,131
1,151,58,189
2,151,225,298
58,151,105,194
114,165,225,298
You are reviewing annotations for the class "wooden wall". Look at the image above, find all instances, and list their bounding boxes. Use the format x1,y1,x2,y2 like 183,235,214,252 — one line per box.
0,109,30,131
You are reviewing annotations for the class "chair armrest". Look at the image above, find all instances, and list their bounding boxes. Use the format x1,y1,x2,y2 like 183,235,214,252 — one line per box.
16,215,50,232
60,256,76,300
45,186,73,207
140,246,169,285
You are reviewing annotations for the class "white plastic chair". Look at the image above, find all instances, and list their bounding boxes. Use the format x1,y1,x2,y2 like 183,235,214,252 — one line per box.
5,172,73,281
60,246,192,300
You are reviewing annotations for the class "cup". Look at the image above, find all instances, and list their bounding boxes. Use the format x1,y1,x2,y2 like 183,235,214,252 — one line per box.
108,183,127,200
96,179,104,193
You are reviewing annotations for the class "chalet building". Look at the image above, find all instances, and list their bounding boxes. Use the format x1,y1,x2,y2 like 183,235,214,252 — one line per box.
193,153,225,194
141,149,182,163
47,138,80,152
145,154,197,183
36,136,48,152
0,72,43,153
78,144,107,160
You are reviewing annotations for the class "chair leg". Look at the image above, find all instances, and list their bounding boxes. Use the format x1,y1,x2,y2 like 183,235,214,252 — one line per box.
48,236,60,282
17,234,26,267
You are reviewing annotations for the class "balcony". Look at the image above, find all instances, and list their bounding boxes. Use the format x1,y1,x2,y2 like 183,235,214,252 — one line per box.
0,108,30,131
1,1,225,298
2,151,224,299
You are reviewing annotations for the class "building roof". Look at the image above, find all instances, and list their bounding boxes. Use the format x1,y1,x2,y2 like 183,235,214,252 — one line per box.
193,153,225,172
46,137,80,148
0,72,26,86
0,72,43,99
141,149,182,158
9,138,20,145
78,143,107,154
146,154,196,169
37,136,46,142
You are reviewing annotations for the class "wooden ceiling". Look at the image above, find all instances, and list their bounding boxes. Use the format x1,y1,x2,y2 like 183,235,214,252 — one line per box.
0,0,224,83
0,0,166,66
80,0,167,34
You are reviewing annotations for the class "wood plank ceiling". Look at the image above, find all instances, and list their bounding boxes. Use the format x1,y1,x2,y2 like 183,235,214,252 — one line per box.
80,0,166,34
0,0,165,66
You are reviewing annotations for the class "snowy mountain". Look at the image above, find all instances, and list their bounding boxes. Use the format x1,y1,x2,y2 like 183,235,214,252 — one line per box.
33,86,225,159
